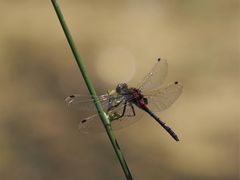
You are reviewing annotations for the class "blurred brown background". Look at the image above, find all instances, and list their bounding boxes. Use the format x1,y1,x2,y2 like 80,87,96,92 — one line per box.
0,0,239,179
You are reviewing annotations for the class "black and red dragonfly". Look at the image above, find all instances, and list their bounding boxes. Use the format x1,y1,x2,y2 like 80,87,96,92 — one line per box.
66,58,183,141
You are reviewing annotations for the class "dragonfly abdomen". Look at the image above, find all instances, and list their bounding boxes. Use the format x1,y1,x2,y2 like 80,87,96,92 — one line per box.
143,107,179,141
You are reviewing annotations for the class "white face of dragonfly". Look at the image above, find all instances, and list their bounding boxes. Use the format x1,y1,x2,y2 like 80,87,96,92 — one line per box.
116,83,129,95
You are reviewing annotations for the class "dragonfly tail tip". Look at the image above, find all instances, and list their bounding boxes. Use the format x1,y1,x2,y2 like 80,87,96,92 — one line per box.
175,136,180,142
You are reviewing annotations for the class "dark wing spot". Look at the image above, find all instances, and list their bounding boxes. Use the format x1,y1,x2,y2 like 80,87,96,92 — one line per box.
69,95,75,98
174,81,178,84
81,119,87,123
158,58,161,62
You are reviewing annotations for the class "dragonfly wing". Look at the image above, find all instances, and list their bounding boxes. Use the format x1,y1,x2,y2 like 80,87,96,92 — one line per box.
137,58,168,91
144,82,183,112
65,94,110,112
78,114,105,133
77,101,143,133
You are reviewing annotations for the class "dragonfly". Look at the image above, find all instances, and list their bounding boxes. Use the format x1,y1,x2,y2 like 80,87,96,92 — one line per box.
65,58,183,141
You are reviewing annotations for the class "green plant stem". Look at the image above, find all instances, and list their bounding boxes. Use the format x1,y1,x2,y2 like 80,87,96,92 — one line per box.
51,1,133,179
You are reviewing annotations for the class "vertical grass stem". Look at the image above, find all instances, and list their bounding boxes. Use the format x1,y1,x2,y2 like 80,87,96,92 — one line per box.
51,1,133,179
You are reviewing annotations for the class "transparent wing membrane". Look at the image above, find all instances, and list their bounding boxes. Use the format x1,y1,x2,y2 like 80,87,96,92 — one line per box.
144,82,183,112
78,101,143,133
78,113,103,133
65,94,111,112
137,58,168,91
65,94,110,105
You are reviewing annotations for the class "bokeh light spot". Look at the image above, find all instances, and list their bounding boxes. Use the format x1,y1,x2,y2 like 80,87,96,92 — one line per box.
95,46,136,85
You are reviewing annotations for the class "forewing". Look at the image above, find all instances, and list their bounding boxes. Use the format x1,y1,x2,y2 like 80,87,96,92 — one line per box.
65,94,110,112
144,82,183,112
137,58,168,91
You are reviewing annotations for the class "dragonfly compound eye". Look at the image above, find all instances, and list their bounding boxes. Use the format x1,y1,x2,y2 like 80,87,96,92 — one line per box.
116,83,128,94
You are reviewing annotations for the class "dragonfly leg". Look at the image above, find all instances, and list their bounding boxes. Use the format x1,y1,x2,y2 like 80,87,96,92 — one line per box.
125,103,136,117
107,92,116,112
113,102,136,120
109,101,128,121
107,98,124,113
117,102,137,118
118,101,127,118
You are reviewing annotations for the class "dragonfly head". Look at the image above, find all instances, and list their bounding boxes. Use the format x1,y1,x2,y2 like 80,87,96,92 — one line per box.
116,83,128,94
